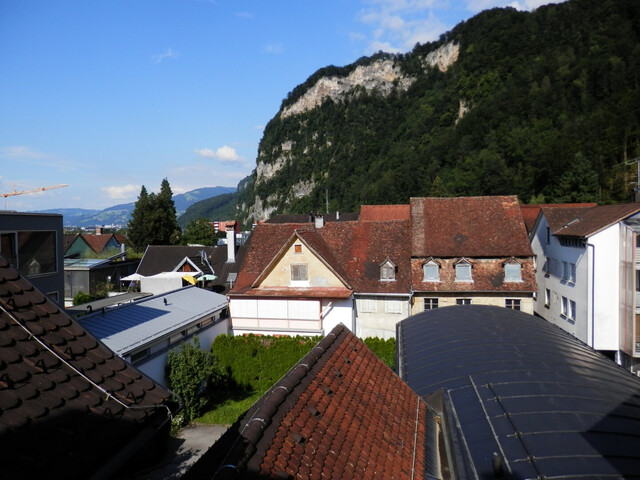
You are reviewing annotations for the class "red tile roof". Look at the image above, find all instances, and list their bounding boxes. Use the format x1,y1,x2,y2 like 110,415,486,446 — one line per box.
80,233,120,253
0,256,171,479
411,196,533,257
230,220,412,297
191,324,428,479
520,203,596,235
546,203,640,237
360,204,410,221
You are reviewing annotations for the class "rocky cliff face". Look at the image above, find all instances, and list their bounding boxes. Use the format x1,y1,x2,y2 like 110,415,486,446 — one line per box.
242,42,460,223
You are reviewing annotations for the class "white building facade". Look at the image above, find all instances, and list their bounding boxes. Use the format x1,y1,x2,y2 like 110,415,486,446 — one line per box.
531,205,640,370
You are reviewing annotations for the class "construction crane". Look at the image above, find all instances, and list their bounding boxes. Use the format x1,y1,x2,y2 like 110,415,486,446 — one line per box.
1,183,68,198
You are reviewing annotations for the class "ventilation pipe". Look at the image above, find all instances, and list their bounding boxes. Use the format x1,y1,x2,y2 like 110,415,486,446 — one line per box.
226,221,237,263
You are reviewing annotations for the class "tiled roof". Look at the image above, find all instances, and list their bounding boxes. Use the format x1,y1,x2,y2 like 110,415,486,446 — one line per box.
265,212,359,223
230,220,412,296
0,256,171,479
81,233,120,253
520,203,596,235
360,204,410,221
410,196,533,257
188,324,429,479
546,203,640,237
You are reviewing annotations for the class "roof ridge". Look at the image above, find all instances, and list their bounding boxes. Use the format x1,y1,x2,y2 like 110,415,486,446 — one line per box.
214,324,347,478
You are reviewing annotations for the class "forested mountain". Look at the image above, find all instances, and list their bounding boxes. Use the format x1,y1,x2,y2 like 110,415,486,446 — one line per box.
233,0,640,225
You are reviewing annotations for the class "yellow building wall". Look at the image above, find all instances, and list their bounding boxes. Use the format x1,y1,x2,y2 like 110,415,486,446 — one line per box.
260,241,344,288
410,294,534,316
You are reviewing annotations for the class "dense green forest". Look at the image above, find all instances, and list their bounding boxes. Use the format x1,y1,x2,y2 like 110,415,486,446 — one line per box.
230,0,640,226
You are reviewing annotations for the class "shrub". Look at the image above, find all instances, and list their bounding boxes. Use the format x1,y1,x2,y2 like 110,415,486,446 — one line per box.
364,337,396,370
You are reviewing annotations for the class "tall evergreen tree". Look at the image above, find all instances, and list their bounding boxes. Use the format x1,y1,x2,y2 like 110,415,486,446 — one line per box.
127,185,152,252
155,178,181,245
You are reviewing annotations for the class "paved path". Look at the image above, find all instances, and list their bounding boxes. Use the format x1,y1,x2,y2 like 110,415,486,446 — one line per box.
136,424,229,479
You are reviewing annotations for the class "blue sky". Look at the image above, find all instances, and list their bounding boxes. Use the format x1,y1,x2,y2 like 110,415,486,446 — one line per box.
0,0,564,212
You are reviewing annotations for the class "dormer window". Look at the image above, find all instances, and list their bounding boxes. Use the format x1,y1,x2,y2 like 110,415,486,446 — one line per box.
380,259,396,281
455,259,473,282
423,260,440,282
504,260,522,282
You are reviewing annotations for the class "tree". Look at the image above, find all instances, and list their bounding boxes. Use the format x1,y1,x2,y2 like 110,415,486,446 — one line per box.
128,185,153,252
183,218,215,246
127,179,181,252
553,152,600,203
167,337,222,423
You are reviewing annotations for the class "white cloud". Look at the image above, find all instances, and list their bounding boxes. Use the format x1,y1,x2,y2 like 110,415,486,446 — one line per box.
194,145,242,162
2,145,51,159
263,42,284,55
152,48,179,63
102,184,140,200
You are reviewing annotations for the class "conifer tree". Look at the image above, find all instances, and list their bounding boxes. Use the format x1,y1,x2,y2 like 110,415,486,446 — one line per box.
127,185,152,252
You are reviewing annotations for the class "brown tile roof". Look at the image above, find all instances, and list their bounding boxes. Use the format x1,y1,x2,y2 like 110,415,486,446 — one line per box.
0,256,171,479
230,220,412,296
63,234,78,252
80,233,120,253
360,204,410,221
411,196,533,258
546,203,640,237
520,203,596,235
188,324,428,479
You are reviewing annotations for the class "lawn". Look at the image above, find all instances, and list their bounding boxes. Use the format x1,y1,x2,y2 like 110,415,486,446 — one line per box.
195,390,264,425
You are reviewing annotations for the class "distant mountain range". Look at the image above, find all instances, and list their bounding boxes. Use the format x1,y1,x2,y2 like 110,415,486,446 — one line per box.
35,186,236,228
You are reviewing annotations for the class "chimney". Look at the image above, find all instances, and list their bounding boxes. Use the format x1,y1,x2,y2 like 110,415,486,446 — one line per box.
95,226,102,235
120,243,126,261
314,214,324,229
226,221,237,263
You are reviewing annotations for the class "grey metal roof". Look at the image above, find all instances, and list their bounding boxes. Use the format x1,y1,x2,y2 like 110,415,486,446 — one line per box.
79,286,227,355
397,305,640,479
64,258,111,269
65,291,152,315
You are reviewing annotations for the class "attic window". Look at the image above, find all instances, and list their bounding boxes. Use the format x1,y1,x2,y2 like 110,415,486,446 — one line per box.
294,244,302,253
423,260,439,282
291,263,308,281
455,260,472,282
380,259,396,281
504,260,522,282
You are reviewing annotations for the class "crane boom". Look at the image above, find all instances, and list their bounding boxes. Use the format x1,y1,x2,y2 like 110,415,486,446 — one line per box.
1,184,68,198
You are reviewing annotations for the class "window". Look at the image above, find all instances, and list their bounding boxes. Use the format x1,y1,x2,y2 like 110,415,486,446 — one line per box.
385,298,402,314
569,263,576,283
424,298,439,311
546,227,550,245
380,259,396,281
544,256,551,276
569,300,576,321
456,298,472,305
360,298,377,313
561,296,568,317
130,348,149,363
504,262,522,282
294,244,302,253
290,264,308,281
423,261,439,282
505,299,521,310
562,261,569,281
545,288,550,307
0,230,56,276
455,261,472,282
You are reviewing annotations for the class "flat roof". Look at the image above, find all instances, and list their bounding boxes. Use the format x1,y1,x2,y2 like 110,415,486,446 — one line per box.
80,286,227,355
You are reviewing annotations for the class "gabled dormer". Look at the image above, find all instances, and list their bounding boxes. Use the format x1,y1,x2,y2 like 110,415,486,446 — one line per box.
422,258,440,282
454,258,473,283
503,258,523,282
379,258,396,282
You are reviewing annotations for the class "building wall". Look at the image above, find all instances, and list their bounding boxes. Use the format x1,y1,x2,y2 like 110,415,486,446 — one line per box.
321,298,353,335
410,293,533,316
230,297,323,334
260,241,344,288
355,295,411,339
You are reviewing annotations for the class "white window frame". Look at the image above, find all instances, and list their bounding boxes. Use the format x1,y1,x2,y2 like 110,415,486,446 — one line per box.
505,298,521,310
423,261,440,282
455,260,473,283
385,297,402,314
423,298,439,311
561,296,568,317
290,263,308,282
456,298,472,306
504,261,522,282
360,298,377,313
568,300,576,321
380,259,396,282
545,288,550,307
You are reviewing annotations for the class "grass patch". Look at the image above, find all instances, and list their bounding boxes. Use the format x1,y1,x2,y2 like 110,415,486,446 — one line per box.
195,391,264,425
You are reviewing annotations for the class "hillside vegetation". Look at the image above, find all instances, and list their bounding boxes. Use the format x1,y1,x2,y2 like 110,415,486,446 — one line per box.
231,0,640,225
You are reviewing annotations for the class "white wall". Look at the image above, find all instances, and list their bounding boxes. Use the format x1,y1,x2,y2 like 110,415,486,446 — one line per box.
321,298,353,334
355,295,410,339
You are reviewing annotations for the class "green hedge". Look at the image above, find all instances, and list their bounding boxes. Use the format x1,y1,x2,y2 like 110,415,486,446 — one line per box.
212,334,397,393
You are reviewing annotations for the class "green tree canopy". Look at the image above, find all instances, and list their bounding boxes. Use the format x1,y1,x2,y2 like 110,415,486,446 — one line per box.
183,218,215,246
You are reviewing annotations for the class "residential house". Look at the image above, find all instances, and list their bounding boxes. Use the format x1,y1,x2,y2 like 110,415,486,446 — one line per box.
135,225,248,295
530,203,640,369
0,255,173,479
0,211,64,305
64,231,126,258
64,256,139,305
410,196,537,315
228,215,411,339
187,305,640,479
79,286,229,387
